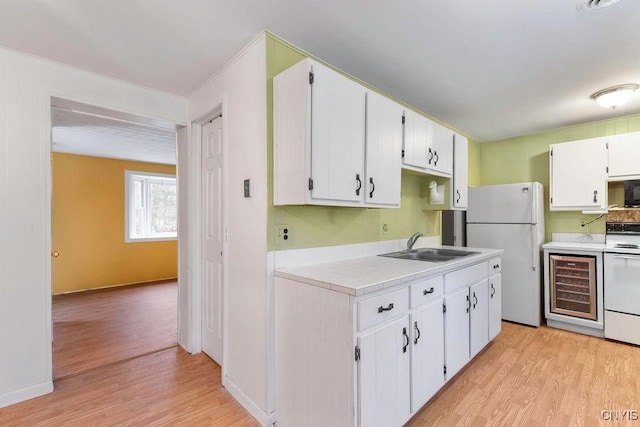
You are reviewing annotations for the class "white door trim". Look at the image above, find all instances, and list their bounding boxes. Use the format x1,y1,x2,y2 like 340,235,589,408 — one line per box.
188,97,228,382
46,94,189,381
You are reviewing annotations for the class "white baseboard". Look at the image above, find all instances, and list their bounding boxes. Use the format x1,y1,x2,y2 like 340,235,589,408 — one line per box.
0,381,53,409
225,377,276,426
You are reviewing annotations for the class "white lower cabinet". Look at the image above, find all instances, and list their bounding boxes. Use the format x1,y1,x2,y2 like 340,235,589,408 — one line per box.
470,279,489,358
275,255,502,427
489,273,502,341
358,315,411,427
443,287,470,380
408,275,445,411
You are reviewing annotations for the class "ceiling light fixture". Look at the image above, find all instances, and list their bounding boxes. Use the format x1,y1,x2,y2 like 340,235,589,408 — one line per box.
590,84,639,109
577,0,625,11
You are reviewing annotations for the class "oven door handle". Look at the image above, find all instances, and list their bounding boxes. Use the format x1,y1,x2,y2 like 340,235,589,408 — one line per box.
613,254,640,260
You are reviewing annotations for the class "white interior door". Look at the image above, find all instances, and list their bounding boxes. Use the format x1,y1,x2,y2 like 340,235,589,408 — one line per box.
201,117,223,364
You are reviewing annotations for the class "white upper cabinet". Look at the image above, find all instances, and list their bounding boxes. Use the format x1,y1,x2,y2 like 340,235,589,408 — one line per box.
549,137,608,211
402,109,431,169
273,58,366,206
274,58,405,208
365,91,404,207
452,133,468,209
608,132,640,181
431,123,454,176
402,111,453,177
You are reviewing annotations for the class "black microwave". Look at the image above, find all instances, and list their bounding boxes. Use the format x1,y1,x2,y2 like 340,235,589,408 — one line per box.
624,180,640,207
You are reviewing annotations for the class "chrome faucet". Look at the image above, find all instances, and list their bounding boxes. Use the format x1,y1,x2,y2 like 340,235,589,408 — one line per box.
407,232,424,251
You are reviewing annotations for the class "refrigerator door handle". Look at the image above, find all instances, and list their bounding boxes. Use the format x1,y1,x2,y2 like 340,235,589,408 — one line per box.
531,224,536,271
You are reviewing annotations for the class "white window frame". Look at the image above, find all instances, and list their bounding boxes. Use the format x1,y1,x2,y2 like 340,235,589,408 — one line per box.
125,170,178,243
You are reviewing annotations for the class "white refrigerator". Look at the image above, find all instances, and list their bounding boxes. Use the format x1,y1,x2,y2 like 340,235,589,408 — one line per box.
467,182,545,327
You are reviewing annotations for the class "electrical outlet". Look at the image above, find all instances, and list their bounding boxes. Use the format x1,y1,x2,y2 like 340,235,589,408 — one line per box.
382,223,389,234
275,225,291,246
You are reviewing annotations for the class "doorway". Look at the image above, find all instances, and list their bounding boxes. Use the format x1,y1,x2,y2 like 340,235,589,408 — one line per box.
50,98,182,379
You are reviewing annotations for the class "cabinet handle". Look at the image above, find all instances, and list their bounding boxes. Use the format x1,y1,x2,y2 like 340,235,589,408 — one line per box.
493,264,499,269
423,287,435,295
402,327,409,353
434,150,439,166
414,321,421,345
369,177,375,199
355,174,362,196
466,295,470,313
456,189,461,203
378,303,394,313
593,190,598,204
473,292,478,309
490,283,495,298
427,148,433,164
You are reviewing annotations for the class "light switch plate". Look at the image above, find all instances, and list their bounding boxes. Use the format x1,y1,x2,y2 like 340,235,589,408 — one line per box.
244,179,251,198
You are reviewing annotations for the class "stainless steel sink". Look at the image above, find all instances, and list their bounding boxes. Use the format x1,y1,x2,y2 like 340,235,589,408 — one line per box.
379,247,479,262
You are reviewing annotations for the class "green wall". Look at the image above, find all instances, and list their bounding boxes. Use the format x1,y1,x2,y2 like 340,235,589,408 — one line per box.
478,114,640,241
266,34,457,251
265,33,639,250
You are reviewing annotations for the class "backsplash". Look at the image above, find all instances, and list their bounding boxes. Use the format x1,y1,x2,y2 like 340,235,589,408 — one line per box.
606,210,640,223
551,232,605,244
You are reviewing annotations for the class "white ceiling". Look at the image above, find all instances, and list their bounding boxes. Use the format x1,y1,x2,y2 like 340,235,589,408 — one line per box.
51,105,177,165
2,0,640,141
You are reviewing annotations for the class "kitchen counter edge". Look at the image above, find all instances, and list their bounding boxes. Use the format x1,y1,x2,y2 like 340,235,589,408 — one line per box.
274,246,503,296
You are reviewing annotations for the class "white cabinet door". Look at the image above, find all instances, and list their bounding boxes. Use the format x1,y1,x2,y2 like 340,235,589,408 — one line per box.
431,122,453,176
359,316,411,427
608,132,640,180
403,109,431,169
550,138,608,210
443,287,470,381
469,279,489,358
489,274,502,341
310,61,366,204
452,133,468,209
410,300,445,412
365,91,403,207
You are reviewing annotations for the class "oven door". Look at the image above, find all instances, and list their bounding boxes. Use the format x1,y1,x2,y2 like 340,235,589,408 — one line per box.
604,252,640,315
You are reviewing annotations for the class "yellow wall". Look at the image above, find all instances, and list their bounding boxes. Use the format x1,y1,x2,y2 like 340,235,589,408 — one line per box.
477,114,640,241
266,33,477,250
52,153,178,294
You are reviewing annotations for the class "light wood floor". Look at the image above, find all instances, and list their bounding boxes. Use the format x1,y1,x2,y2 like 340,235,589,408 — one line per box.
3,312,640,425
408,322,640,426
0,347,258,426
53,280,178,380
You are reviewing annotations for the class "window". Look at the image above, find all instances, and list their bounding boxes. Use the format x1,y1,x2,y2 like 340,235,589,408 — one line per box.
125,171,177,242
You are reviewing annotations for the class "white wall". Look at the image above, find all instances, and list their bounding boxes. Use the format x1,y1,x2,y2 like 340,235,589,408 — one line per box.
0,46,187,408
187,34,269,423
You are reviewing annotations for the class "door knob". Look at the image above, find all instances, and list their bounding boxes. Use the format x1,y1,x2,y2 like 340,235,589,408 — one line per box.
51,251,60,258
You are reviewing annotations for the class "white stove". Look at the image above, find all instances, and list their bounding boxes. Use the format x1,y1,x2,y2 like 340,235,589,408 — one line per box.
604,222,640,345
605,222,640,254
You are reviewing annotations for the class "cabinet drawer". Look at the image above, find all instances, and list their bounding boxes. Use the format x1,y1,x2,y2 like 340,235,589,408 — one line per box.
357,287,409,331
488,257,502,275
444,262,486,293
409,276,443,308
